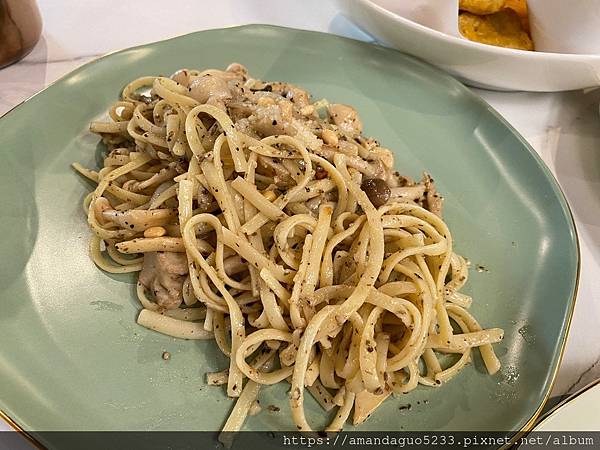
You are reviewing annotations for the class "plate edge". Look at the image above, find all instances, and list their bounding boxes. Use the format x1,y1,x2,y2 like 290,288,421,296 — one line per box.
0,410,45,449
531,377,600,431
0,23,582,436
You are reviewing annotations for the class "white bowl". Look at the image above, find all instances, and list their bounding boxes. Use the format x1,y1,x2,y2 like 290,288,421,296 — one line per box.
528,0,600,54
336,0,600,91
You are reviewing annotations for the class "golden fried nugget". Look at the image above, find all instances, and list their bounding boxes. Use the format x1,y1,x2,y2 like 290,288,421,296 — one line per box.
459,9,534,51
504,0,529,31
459,0,506,15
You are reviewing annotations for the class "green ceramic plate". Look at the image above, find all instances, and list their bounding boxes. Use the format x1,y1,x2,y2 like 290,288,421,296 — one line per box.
0,25,578,437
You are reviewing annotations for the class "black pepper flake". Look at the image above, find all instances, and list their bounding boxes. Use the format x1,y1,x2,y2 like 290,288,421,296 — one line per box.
272,120,278,126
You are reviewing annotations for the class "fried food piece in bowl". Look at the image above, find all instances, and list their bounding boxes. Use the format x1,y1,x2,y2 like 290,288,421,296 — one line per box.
505,0,530,30
459,9,534,50
459,0,506,15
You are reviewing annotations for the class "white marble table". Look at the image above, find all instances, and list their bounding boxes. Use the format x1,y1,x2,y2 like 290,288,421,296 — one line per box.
1,0,599,438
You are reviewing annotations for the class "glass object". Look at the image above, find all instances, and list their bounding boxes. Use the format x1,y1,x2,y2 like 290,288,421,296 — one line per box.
0,0,42,69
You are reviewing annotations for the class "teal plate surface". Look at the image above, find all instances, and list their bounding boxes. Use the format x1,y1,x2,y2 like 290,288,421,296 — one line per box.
0,25,578,437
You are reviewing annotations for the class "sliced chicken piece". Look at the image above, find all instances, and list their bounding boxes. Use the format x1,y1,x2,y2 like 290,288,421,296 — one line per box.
233,118,260,139
188,74,232,109
368,147,394,170
367,158,387,180
249,81,310,107
328,103,363,137
139,251,188,309
226,62,248,78
226,101,256,122
270,82,310,107
170,69,191,87
248,103,296,137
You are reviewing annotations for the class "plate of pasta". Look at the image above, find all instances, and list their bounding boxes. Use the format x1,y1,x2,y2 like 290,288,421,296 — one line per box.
0,25,578,443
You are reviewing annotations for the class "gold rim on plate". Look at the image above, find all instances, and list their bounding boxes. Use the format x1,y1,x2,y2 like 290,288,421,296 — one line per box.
531,377,600,431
